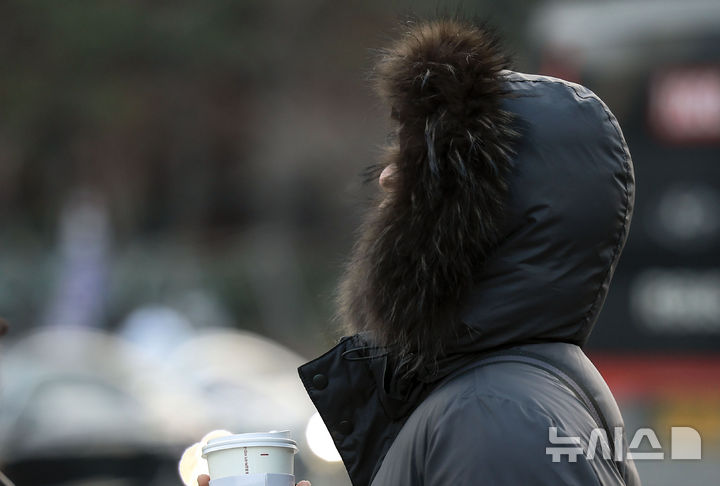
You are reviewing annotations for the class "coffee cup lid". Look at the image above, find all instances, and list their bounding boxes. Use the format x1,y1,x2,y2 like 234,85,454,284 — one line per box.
201,431,298,457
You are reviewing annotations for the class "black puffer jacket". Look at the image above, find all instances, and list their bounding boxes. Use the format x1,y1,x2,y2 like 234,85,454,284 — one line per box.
298,28,640,486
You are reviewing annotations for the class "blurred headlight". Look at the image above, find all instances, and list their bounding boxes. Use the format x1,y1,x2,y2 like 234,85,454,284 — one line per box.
178,429,232,486
305,413,342,463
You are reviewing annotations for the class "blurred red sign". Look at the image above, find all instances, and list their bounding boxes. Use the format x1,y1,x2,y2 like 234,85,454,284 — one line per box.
591,353,720,401
649,66,720,143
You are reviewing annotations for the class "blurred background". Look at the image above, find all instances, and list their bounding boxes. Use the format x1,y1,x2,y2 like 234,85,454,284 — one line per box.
0,0,718,485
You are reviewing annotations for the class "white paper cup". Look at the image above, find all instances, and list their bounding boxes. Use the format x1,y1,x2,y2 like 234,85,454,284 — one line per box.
201,431,298,479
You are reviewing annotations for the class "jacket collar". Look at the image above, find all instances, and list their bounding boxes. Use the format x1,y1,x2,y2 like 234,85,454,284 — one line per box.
297,333,518,486
298,335,394,486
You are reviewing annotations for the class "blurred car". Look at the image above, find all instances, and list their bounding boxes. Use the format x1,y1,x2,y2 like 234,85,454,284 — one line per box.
0,325,348,486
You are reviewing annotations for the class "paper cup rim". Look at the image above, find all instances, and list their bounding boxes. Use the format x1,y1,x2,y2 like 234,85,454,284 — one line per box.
201,433,298,457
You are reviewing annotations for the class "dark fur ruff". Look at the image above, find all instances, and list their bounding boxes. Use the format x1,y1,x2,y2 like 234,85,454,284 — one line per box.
338,19,518,377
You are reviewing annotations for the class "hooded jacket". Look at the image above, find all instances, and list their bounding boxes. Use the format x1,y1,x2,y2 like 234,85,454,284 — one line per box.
298,20,640,486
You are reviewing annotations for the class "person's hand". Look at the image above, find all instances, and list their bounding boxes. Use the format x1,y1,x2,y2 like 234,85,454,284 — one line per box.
197,474,310,486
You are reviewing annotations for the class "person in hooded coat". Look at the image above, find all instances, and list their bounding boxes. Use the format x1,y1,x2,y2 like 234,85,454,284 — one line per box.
297,18,642,486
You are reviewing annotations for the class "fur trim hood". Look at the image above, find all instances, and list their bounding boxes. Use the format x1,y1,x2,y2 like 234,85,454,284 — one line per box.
338,19,519,374
309,19,635,486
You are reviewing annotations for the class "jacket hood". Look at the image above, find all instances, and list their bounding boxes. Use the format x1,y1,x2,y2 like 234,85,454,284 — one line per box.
338,19,634,377
455,70,634,355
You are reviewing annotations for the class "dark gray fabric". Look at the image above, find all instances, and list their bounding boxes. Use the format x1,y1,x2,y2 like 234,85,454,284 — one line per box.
298,71,640,486
371,342,640,485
